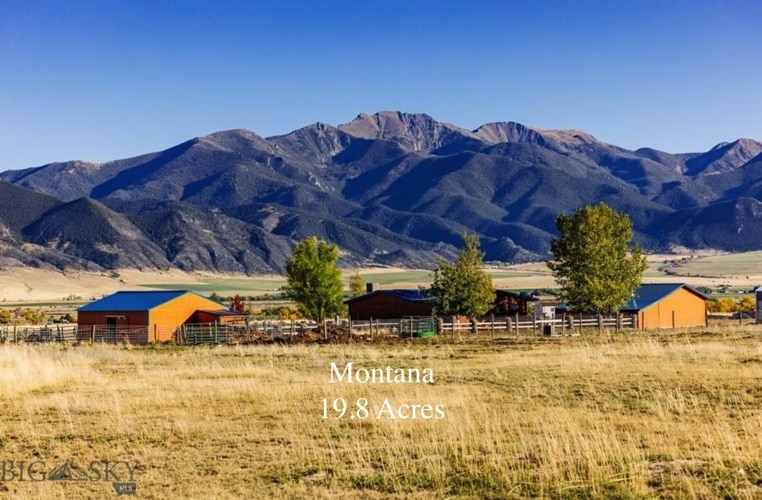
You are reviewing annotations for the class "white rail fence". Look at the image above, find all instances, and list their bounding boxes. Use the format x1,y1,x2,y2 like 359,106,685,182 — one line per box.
348,313,637,337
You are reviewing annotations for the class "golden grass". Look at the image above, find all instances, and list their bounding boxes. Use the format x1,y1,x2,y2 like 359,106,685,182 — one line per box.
1,329,761,498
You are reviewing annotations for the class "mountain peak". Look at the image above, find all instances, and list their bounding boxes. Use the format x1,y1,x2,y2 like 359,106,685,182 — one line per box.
338,110,475,152
198,129,271,153
473,122,540,144
686,138,762,175
267,121,351,163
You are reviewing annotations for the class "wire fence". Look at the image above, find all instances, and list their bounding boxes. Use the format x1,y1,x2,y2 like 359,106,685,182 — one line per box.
0,325,79,343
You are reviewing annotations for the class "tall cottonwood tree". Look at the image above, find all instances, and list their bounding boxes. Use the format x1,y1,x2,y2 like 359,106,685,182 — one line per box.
430,233,495,317
285,237,345,322
547,202,647,313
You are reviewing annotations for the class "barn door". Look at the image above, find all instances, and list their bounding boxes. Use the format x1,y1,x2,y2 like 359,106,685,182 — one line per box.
106,317,117,342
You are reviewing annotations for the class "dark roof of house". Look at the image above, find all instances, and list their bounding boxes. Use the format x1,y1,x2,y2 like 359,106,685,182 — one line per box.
495,290,539,301
344,289,433,305
78,290,218,312
621,283,710,311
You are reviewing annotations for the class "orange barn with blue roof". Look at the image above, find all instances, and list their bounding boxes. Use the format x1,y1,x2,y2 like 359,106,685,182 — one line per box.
77,290,237,343
621,283,709,330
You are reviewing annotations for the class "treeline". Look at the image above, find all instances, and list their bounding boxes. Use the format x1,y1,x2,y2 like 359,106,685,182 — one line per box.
707,296,755,314
0,309,76,325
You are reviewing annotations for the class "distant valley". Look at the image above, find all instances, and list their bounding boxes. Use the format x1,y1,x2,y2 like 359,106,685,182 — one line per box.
1,111,761,274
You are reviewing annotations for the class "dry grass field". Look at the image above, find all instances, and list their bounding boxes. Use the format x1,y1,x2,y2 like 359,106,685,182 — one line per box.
1,327,762,498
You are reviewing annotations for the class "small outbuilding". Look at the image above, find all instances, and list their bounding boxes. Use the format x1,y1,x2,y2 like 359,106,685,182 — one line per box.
77,290,239,343
621,283,709,330
345,289,434,320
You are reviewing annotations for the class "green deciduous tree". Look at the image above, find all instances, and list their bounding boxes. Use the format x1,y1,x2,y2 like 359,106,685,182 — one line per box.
348,272,366,298
430,233,495,317
547,202,648,313
285,236,345,322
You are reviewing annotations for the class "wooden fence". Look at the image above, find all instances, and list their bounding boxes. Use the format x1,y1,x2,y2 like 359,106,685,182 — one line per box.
348,313,636,337
440,313,636,336
0,313,636,345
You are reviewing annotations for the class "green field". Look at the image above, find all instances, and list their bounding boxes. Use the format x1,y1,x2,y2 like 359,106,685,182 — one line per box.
659,251,762,279
140,268,552,299
141,252,761,300
141,277,287,297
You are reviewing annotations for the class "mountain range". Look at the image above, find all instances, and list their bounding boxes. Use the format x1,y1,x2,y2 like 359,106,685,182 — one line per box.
1,111,761,274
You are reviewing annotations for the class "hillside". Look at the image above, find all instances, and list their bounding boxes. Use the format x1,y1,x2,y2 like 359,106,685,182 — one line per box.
1,111,761,273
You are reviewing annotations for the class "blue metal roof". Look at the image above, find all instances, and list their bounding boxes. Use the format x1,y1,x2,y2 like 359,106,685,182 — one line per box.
621,283,709,311
344,289,433,304
78,290,194,312
554,283,709,312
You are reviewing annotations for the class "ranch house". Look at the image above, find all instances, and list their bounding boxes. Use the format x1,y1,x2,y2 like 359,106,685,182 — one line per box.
345,289,435,320
77,290,244,343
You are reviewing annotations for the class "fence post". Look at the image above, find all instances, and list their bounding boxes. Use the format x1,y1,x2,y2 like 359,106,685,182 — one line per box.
532,314,536,335
578,314,582,335
491,314,495,338
597,314,603,332
515,313,519,336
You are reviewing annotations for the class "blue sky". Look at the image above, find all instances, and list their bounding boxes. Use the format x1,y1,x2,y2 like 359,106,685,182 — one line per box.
1,0,760,170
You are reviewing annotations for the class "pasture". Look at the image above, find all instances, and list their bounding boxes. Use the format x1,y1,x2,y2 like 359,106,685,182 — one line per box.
2,326,762,498
2,250,760,305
